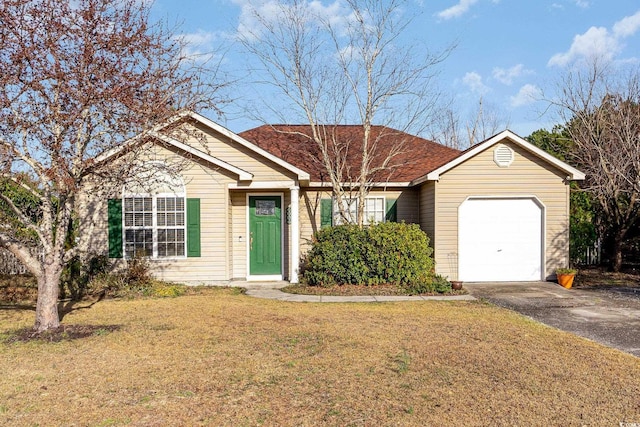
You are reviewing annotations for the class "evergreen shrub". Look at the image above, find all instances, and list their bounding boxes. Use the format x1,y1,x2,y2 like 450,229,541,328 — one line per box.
302,222,446,292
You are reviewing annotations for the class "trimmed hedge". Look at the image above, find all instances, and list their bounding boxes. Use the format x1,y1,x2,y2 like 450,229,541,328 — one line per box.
302,222,448,293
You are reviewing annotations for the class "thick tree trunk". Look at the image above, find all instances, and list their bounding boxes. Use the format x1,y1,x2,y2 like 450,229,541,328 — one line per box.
34,259,62,332
611,236,624,273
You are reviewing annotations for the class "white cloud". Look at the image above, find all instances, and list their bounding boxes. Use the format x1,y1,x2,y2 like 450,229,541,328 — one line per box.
510,84,541,107
548,26,619,67
492,64,533,85
549,10,640,67
174,30,222,62
462,71,489,94
613,10,640,38
436,0,479,21
232,0,352,41
573,0,589,8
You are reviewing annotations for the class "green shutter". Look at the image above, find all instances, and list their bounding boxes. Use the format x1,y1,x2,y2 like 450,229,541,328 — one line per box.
187,198,201,257
385,198,397,222
108,199,123,258
320,199,333,228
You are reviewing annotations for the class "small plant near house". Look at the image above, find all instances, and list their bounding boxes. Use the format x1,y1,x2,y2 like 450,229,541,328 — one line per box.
556,267,578,289
75,253,185,299
301,222,450,293
404,274,452,295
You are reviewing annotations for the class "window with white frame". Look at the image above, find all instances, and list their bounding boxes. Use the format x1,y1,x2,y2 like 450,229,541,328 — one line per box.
363,197,385,225
123,167,186,259
333,197,358,225
123,195,186,258
333,196,386,225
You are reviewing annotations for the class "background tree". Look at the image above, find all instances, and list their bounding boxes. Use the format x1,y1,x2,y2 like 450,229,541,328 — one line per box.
430,97,510,150
526,128,598,266
549,60,640,271
239,0,451,225
0,0,222,332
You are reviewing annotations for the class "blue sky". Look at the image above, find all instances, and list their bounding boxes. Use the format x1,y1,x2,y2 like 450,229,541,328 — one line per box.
152,0,640,139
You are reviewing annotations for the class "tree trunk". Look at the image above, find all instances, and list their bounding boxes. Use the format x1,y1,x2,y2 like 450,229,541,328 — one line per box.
611,235,624,273
34,259,62,332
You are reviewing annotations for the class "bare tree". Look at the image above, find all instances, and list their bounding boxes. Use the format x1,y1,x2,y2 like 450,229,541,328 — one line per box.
430,97,509,150
0,0,223,332
239,0,451,225
550,59,640,271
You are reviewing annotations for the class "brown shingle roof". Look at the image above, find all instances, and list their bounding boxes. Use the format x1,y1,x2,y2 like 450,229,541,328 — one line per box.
239,125,461,183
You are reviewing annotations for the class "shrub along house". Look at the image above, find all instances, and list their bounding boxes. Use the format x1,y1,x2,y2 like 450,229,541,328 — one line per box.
79,110,584,284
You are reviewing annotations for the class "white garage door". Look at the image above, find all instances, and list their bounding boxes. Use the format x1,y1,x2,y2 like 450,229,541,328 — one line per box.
458,198,543,281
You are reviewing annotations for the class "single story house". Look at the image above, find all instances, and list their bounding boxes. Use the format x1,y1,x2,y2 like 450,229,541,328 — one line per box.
79,110,585,284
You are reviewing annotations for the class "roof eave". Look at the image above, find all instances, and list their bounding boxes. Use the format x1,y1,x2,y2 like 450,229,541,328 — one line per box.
150,132,254,181
187,112,311,183
410,130,586,184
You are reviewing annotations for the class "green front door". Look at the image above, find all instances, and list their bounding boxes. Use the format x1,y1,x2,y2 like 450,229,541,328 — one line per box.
249,196,282,276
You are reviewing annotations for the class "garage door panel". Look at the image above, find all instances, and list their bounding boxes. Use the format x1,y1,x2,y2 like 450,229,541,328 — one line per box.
459,198,542,282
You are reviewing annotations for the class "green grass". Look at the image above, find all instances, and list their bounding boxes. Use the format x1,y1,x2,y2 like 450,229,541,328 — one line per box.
0,287,638,426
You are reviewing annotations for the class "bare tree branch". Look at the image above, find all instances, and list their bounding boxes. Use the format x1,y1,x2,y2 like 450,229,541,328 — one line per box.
239,0,452,225
548,59,640,271
0,0,224,331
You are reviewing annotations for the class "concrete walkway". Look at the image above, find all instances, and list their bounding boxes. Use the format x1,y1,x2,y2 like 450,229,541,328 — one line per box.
241,282,476,302
465,281,640,358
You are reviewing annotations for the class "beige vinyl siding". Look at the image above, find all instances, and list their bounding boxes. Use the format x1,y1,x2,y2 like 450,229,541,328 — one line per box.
299,190,331,254
433,141,570,281
151,156,232,283
179,122,297,182
79,144,236,284
230,192,246,279
394,189,420,224
419,182,436,244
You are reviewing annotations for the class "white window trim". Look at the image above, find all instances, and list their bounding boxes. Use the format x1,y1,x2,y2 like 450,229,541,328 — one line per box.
122,191,187,260
332,196,386,225
363,196,385,225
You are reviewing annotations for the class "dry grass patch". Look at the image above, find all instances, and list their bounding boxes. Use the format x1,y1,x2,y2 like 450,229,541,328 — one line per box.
282,283,467,296
1,288,639,426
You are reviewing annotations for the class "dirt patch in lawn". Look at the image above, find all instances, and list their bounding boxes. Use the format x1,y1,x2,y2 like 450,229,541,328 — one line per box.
573,266,640,289
5,324,122,343
1,288,638,426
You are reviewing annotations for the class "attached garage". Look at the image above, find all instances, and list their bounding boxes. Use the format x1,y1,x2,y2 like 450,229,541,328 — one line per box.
458,197,543,281
417,130,585,282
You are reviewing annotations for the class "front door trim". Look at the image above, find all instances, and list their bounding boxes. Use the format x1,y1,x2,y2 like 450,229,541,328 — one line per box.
246,193,284,281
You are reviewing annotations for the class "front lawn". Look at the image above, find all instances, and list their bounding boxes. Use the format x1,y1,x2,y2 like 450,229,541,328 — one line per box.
1,288,638,426
282,283,467,296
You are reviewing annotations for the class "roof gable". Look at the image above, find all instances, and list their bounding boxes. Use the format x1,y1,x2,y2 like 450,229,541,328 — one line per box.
149,131,253,180
239,125,461,184
94,110,310,184
414,130,586,184
184,112,310,183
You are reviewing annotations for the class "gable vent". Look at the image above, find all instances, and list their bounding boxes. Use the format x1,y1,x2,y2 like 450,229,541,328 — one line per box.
494,144,514,167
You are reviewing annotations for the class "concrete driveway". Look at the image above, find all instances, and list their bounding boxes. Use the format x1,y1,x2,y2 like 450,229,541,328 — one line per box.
465,281,640,358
